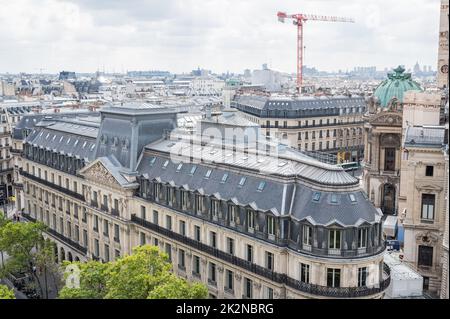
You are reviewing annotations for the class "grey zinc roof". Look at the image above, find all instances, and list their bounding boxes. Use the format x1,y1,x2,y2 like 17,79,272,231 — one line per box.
145,137,358,186
404,126,446,148
25,123,98,161
290,187,378,226
137,153,291,215
137,152,376,225
234,95,365,111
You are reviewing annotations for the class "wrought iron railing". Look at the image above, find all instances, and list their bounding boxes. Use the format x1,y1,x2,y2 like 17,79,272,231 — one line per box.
19,169,85,201
131,214,390,298
22,213,87,255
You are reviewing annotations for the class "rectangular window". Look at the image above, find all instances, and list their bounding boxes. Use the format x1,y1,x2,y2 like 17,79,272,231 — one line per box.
265,251,274,270
228,205,236,224
303,225,312,246
103,220,109,236
384,148,396,171
153,210,159,225
425,166,434,177
300,263,310,283
93,215,98,232
246,209,255,230
209,263,216,283
83,230,88,247
193,255,201,275
179,220,186,236
244,278,253,298
358,228,368,248
165,243,172,261
227,238,234,255
194,225,201,242
114,224,120,243
211,200,220,219
421,194,435,220
267,216,275,236
329,229,341,249
178,249,185,269
140,232,146,246
195,195,203,213
104,244,110,262
246,244,253,263
265,287,274,299
140,206,146,220
226,270,233,291
94,239,99,257
327,268,341,288
166,215,172,230
358,267,368,287
418,245,433,267
210,231,217,248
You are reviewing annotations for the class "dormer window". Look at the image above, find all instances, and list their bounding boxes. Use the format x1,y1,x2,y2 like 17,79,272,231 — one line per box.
228,205,236,225
267,216,275,236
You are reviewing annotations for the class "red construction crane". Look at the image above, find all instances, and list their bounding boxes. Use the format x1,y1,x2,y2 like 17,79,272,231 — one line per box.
277,12,354,93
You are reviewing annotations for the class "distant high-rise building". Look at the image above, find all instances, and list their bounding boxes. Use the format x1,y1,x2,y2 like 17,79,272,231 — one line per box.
59,71,76,80
438,0,449,88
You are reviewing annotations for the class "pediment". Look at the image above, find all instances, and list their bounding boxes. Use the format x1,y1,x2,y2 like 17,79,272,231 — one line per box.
369,112,402,126
80,160,122,188
415,183,444,192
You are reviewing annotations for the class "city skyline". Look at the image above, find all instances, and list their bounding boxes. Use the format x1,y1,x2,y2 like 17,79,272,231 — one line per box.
0,0,441,75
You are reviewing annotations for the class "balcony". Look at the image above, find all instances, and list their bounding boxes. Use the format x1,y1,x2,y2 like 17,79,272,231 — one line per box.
130,214,391,298
19,169,85,201
100,204,109,212
22,213,87,255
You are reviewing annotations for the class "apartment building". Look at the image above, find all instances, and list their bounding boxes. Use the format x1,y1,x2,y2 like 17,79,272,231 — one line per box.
231,95,365,163
19,102,390,299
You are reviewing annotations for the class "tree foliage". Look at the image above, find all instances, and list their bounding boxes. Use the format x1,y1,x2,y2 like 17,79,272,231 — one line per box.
59,245,208,299
0,284,15,299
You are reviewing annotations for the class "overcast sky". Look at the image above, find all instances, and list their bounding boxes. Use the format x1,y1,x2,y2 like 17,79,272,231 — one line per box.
0,0,442,74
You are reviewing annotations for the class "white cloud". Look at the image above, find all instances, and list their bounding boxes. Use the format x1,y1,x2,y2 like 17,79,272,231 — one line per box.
0,0,441,74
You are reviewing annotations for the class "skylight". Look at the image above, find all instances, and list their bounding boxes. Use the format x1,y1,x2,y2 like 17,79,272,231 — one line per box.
239,177,247,186
163,160,169,168
331,194,338,203
190,165,197,175
257,181,266,191
150,157,156,165
205,169,212,178
221,173,229,183
349,194,357,202
176,163,183,171
313,192,321,202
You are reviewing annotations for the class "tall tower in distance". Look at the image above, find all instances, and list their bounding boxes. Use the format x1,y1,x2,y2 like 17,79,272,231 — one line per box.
437,0,449,89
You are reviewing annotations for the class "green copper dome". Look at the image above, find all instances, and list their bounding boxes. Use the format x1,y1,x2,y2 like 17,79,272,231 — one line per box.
373,66,423,107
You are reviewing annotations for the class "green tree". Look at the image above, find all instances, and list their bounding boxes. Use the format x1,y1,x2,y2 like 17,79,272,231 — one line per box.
148,273,208,299
59,260,109,299
0,284,15,299
59,245,208,299
0,221,47,297
0,214,11,269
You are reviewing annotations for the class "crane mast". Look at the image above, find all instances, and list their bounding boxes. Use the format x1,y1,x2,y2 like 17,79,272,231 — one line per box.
277,11,354,94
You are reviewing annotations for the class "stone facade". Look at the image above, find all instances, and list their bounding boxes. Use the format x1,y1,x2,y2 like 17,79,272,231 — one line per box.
16,103,391,299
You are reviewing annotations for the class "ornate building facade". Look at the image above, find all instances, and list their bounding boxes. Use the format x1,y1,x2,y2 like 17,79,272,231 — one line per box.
438,0,449,89
232,95,366,163
362,66,422,215
17,102,391,299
